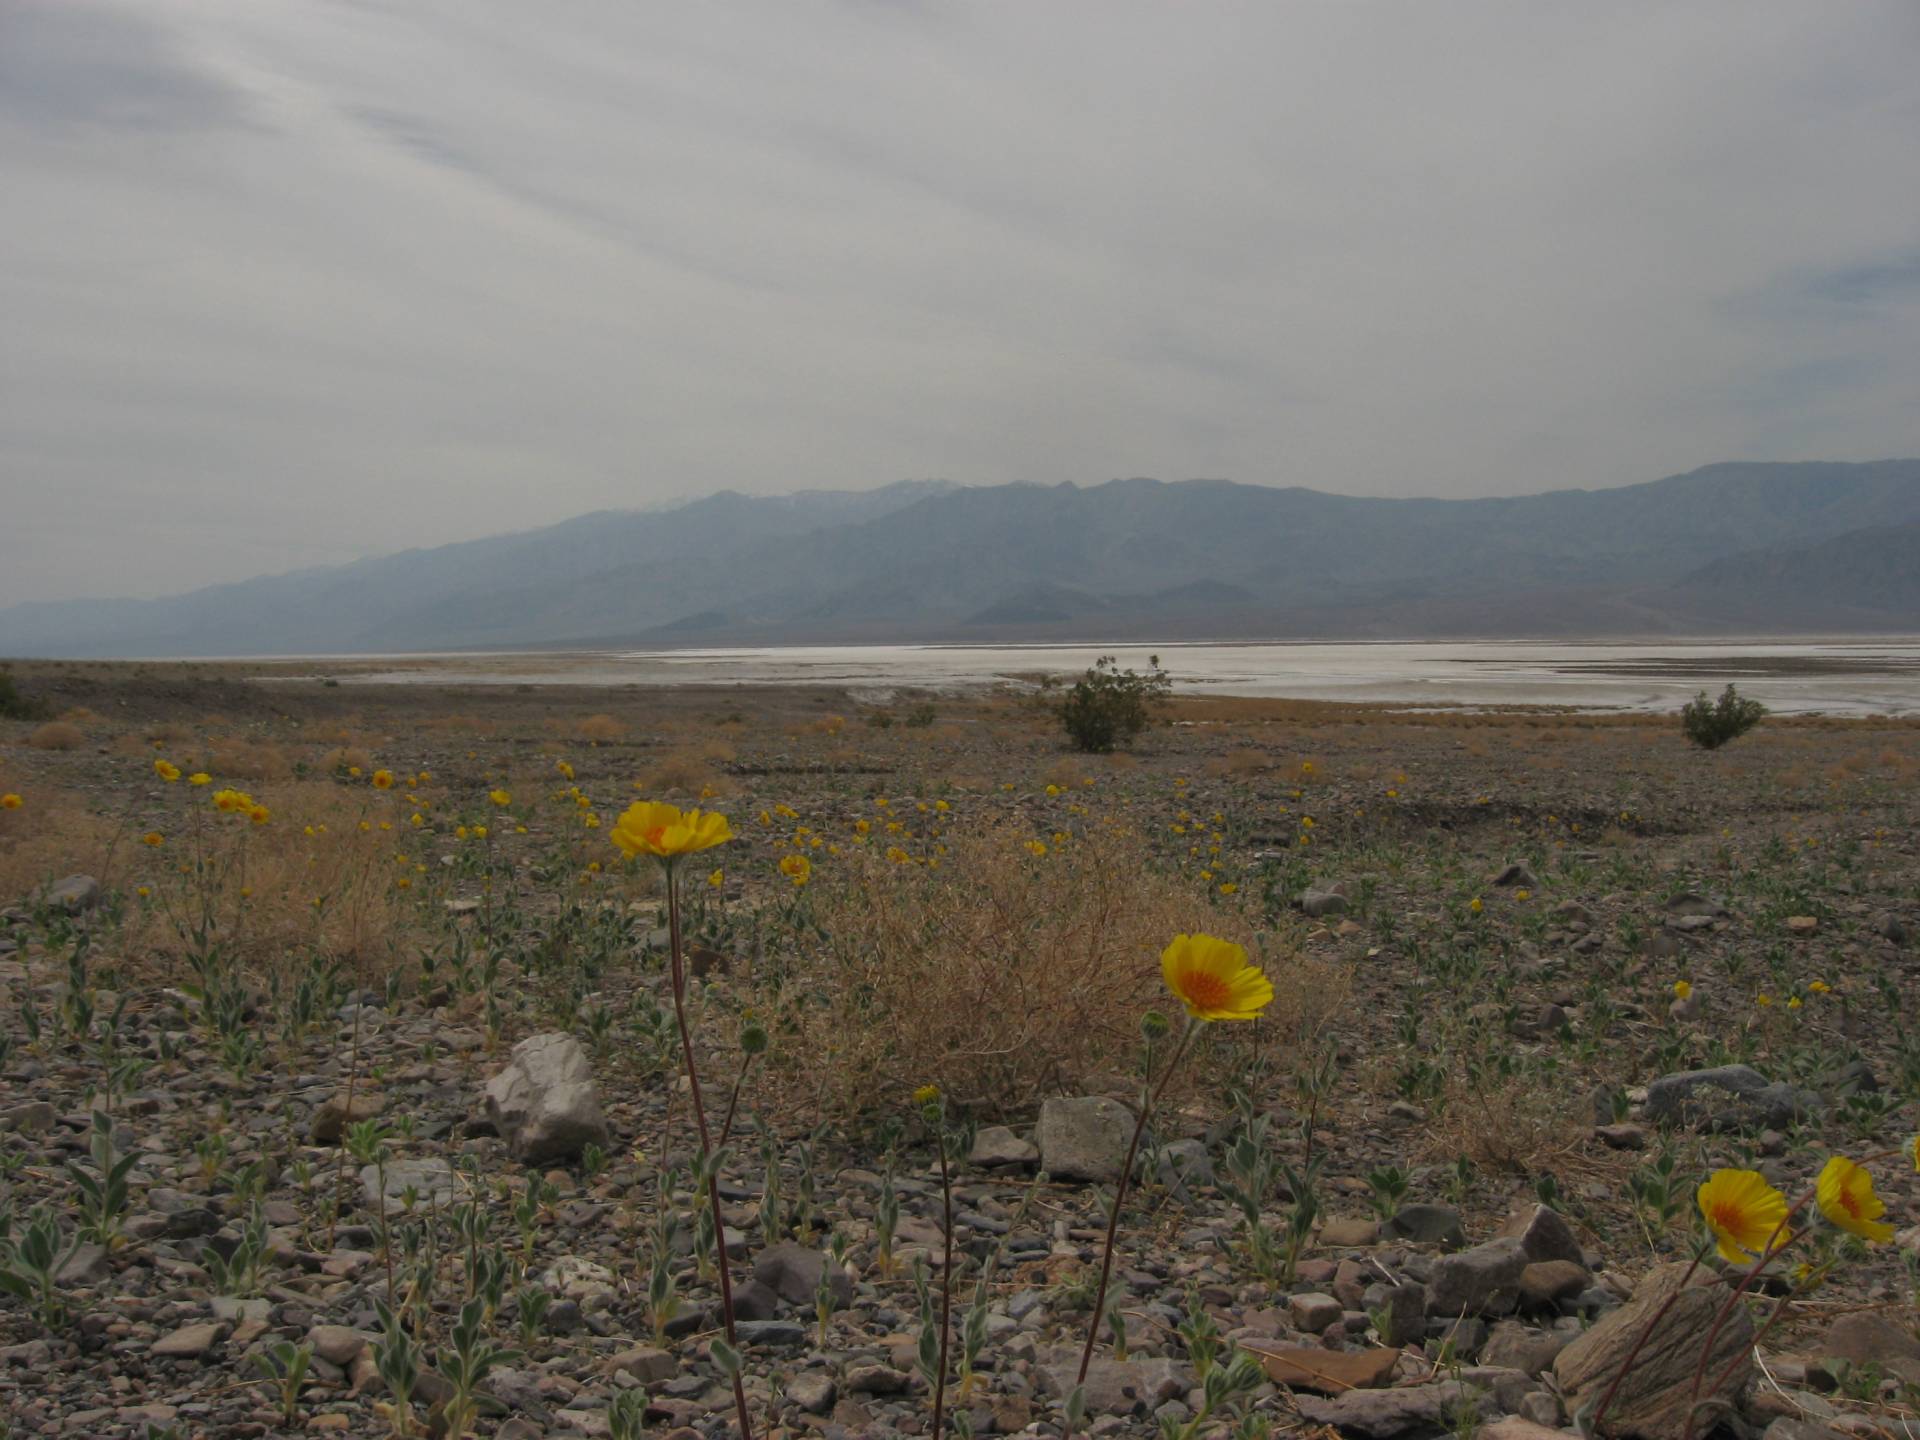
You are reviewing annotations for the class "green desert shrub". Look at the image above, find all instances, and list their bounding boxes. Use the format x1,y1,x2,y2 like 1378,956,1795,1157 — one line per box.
1059,654,1172,753
1681,684,1766,750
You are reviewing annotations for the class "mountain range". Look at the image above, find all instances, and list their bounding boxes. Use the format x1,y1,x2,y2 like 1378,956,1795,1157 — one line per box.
4,461,1918,657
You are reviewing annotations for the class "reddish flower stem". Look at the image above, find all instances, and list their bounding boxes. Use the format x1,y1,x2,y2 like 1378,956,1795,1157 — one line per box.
1075,1018,1197,1388
666,864,755,1440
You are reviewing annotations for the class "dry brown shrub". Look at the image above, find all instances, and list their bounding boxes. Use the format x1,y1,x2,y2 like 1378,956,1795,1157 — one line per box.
145,722,192,744
782,816,1336,1119
26,721,84,751
1424,1068,1586,1177
118,780,425,983
207,740,293,781
1209,747,1274,777
1040,757,1089,790
576,713,628,742
321,746,373,774
0,788,123,904
644,749,729,796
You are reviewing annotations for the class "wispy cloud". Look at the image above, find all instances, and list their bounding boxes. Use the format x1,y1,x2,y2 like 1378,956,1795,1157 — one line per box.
1,0,1917,604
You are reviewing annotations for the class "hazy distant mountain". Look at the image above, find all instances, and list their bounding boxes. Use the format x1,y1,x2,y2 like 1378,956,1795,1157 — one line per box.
4,462,1918,656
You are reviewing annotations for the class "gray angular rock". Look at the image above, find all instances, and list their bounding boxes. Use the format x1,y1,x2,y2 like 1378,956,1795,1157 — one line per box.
1036,1096,1135,1183
360,1156,458,1212
1425,1237,1528,1316
1481,1322,1569,1377
1039,1356,1192,1416
1300,887,1349,918
43,875,102,914
482,1032,609,1165
968,1125,1039,1168
1643,1064,1817,1133
785,1372,836,1414
753,1240,852,1308
151,1322,223,1359
1496,1205,1584,1266
1382,1202,1467,1250
1293,1382,1463,1438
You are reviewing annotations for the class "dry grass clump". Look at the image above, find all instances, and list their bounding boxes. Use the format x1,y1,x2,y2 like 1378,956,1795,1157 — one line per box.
206,739,294,780
1040,757,1090,790
321,745,373,774
26,721,84,751
1425,1068,1587,1177
120,780,424,984
0,788,122,903
576,713,628,742
644,747,731,796
785,816,1334,1118
1209,747,1274,777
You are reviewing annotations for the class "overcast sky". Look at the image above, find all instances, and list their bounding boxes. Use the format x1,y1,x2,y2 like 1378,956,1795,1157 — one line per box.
3,1,1918,606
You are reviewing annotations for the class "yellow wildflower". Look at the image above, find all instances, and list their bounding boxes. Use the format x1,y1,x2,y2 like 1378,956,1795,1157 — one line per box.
1816,1156,1893,1243
610,800,733,860
779,853,811,887
1160,934,1273,1022
1697,1169,1789,1265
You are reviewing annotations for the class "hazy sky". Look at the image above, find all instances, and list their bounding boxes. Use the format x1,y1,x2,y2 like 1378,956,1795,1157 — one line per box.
3,1,1918,606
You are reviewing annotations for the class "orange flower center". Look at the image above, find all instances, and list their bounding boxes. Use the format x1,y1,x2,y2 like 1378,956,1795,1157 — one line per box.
1833,1185,1862,1220
1178,970,1230,1011
1708,1200,1744,1232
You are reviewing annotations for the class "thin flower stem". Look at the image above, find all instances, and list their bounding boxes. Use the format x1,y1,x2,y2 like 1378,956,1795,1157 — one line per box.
1075,1017,1198,1388
931,1128,956,1440
666,863,755,1440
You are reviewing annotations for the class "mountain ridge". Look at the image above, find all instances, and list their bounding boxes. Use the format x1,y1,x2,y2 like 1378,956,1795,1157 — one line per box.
4,463,1917,656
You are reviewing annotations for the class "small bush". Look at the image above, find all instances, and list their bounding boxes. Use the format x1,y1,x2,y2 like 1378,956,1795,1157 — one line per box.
1058,654,1172,753
26,721,83,751
1681,685,1766,750
0,670,47,721
576,713,627,742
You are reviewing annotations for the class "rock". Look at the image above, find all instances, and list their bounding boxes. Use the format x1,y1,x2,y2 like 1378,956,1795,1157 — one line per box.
1426,1237,1528,1316
606,1345,678,1383
1784,915,1818,934
43,875,102,914
1320,1216,1381,1248
1876,913,1907,945
1553,1262,1753,1440
1243,1343,1400,1393
1382,1203,1467,1250
844,1364,911,1396
1518,1261,1588,1309
1663,893,1727,919
731,1279,781,1321
0,1100,56,1134
753,1241,852,1309
1644,1065,1819,1132
1151,1137,1214,1187
540,1255,618,1300
1300,887,1349,919
1293,1381,1462,1438
1820,1312,1920,1384
361,1156,458,1211
785,1372,836,1414
1481,1322,1569,1377
1364,1281,1427,1346
482,1032,610,1165
1493,863,1539,888
731,1320,807,1348
151,1322,223,1359
1039,1356,1192,1417
310,1090,385,1145
1482,1421,1575,1440
56,1243,109,1286
1497,1205,1584,1266
969,1125,1039,1168
1290,1292,1344,1331
308,1326,368,1366
1596,1123,1649,1150
1035,1096,1136,1183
